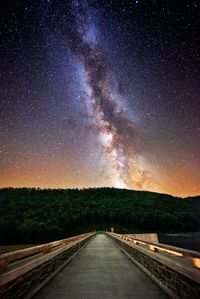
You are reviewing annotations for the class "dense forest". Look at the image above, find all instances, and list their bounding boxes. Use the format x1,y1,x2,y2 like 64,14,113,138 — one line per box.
0,187,199,244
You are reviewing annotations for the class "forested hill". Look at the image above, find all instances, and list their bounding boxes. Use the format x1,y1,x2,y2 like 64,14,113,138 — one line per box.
0,188,199,244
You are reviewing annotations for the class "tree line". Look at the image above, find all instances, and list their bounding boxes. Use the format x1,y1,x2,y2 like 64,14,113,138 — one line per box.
0,187,199,244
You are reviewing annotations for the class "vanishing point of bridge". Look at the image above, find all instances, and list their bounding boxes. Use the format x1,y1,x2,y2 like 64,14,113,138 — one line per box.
0,232,200,299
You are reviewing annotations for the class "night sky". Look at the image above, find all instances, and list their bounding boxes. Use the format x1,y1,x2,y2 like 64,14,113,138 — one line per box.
0,0,199,197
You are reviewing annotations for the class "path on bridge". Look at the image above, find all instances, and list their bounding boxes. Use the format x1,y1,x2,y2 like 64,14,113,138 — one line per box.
34,234,169,299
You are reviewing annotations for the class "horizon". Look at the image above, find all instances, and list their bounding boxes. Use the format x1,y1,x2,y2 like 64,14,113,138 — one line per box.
1,186,199,199
1,1,200,198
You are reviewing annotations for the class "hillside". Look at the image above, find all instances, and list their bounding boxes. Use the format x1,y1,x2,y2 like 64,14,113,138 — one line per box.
0,188,199,244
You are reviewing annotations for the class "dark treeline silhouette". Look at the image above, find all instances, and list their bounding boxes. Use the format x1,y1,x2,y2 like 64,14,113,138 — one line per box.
0,187,199,244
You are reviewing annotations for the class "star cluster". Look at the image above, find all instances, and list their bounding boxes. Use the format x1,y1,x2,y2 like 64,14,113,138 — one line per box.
0,0,200,197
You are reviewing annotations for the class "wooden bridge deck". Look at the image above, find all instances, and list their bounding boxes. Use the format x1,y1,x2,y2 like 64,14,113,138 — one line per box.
33,234,169,299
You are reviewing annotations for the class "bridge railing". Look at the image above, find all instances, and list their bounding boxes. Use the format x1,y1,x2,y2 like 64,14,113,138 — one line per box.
0,233,91,272
107,232,200,299
0,232,96,299
110,232,200,269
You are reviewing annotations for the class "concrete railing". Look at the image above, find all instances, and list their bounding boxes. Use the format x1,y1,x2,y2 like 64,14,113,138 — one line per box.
0,232,95,299
107,232,200,299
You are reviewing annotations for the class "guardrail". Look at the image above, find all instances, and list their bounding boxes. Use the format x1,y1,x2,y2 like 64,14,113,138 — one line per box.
107,232,200,299
0,232,96,299
0,233,90,272
112,233,200,269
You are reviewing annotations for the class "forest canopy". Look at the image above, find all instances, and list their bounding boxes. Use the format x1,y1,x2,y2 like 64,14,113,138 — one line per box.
0,187,199,244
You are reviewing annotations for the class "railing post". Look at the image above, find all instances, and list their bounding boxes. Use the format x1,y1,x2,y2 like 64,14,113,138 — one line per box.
192,258,200,269
149,245,158,252
0,259,7,272
42,245,51,254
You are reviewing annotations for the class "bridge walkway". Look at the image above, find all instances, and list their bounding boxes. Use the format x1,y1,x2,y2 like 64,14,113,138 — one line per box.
33,234,169,299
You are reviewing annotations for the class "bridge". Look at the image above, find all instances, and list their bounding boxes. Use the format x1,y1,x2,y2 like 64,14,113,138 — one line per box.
0,232,200,299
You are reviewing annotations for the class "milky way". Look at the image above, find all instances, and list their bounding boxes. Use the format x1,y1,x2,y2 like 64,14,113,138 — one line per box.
66,1,143,189
0,0,200,196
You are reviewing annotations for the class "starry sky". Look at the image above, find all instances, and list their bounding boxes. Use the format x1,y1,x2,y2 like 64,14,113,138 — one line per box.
0,0,200,197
